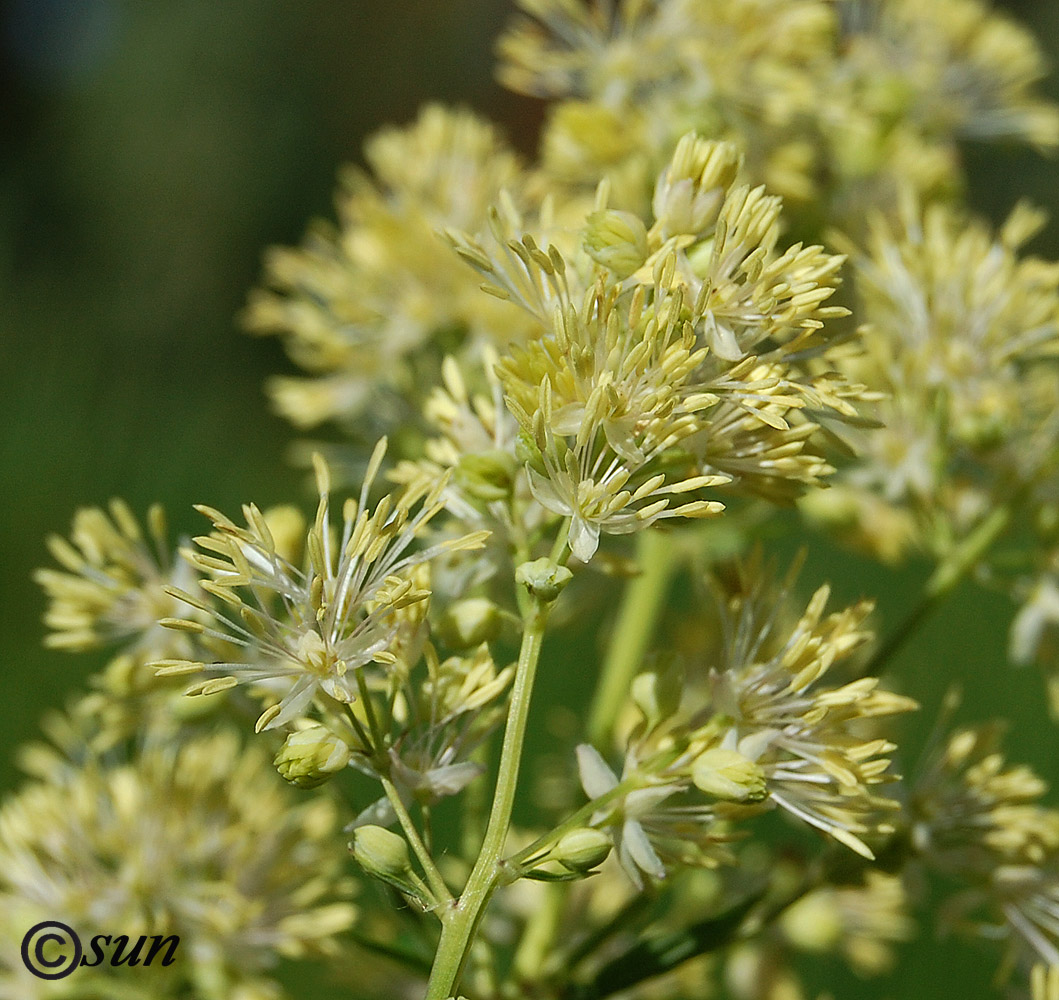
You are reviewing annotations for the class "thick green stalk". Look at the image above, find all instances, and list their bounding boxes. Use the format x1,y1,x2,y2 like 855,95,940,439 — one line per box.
424,597,551,999
586,530,676,747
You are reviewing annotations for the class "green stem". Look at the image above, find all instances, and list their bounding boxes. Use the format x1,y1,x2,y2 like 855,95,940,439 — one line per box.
424,596,551,999
355,669,386,749
344,705,376,760
550,518,572,564
380,776,452,909
863,503,1013,677
586,530,676,747
460,743,489,861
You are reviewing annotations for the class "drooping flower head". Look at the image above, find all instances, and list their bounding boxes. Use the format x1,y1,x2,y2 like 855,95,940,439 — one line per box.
565,555,915,890
702,556,917,858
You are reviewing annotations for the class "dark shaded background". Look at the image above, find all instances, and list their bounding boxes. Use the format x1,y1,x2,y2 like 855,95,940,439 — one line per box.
1,2,1057,997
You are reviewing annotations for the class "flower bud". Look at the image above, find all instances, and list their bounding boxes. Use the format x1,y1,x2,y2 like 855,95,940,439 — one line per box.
653,134,741,237
583,210,649,278
555,828,612,872
516,430,548,476
516,558,573,603
274,726,351,789
437,597,503,650
350,825,413,882
692,747,768,803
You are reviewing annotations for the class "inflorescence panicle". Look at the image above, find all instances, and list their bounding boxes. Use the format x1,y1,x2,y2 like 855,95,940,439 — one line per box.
18,2,1059,998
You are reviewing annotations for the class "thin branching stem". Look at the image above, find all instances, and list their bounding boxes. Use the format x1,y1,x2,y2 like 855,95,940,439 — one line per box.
380,776,453,909
424,588,554,997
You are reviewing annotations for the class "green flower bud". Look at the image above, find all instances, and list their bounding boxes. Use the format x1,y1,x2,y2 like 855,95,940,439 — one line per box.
555,827,612,872
516,430,548,476
583,210,649,279
274,726,351,789
350,825,434,904
692,747,768,803
350,825,413,881
516,558,573,603
437,597,503,650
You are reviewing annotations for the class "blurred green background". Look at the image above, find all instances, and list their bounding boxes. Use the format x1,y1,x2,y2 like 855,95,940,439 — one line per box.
1,1,1057,997
0,0,533,788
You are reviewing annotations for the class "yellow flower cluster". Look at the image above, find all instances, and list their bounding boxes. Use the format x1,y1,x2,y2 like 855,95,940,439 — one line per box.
449,134,864,559
22,2,1059,997
34,500,188,657
806,196,1059,565
914,723,1059,978
243,105,537,431
154,443,487,733
571,557,916,890
0,711,355,1000
704,560,916,859
500,0,1058,222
